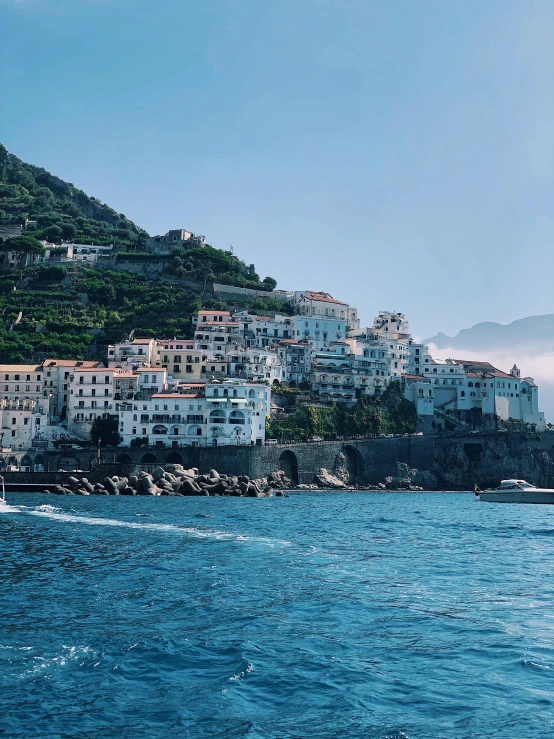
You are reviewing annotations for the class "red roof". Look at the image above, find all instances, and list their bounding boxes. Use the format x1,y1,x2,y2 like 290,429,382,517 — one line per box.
301,291,348,306
42,360,100,368
486,371,515,380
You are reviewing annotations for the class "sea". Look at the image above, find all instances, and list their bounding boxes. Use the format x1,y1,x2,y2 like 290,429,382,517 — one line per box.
1,491,553,739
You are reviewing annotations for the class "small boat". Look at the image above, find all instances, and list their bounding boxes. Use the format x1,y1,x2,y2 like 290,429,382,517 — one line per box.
477,479,554,504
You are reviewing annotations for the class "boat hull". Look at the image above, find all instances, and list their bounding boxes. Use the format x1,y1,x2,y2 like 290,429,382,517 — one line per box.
479,490,554,504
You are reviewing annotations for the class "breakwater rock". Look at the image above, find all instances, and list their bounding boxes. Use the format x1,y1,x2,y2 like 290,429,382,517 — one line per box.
46,465,282,498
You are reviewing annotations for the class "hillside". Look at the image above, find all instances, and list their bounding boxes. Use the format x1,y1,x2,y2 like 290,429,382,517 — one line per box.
0,145,283,362
0,144,146,246
425,314,554,353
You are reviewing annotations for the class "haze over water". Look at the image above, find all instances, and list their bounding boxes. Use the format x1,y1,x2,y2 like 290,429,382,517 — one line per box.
1,492,553,738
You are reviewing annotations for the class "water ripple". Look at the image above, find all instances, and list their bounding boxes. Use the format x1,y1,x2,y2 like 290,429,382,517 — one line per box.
1,491,554,738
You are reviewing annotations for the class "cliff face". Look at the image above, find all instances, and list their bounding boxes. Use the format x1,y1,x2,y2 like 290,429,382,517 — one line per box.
434,432,554,489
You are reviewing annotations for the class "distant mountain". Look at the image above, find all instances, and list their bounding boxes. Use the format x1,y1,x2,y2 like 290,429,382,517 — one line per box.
425,314,554,353
0,144,147,246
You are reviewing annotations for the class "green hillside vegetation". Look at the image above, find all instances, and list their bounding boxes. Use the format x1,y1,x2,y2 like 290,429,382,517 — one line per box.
0,265,203,363
168,245,277,292
0,144,146,246
267,383,418,440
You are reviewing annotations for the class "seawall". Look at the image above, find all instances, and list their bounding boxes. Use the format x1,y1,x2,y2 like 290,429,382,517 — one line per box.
8,431,554,490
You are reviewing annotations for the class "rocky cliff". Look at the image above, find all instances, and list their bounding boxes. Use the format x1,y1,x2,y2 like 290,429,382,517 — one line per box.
434,432,554,489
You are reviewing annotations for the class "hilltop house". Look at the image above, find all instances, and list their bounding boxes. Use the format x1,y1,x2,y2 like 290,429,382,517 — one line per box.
144,229,206,254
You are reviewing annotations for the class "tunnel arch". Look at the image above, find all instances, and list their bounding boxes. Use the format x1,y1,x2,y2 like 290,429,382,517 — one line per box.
116,453,133,464
166,451,184,465
140,452,157,464
279,450,299,486
342,444,365,483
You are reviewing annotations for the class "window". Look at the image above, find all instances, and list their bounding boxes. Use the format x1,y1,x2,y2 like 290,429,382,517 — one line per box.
24,418,28,425
105,376,110,384
11,430,15,438
91,389,96,397
92,376,96,384
11,418,16,425
3,375,7,381
14,375,19,381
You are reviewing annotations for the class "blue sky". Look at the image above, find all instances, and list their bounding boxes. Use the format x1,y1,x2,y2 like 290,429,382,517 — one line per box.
1,0,554,339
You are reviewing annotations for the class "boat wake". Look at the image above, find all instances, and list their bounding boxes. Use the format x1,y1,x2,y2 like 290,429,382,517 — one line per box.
2,503,291,547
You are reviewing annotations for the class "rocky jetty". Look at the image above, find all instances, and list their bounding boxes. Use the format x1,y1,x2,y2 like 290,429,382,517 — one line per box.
46,465,284,498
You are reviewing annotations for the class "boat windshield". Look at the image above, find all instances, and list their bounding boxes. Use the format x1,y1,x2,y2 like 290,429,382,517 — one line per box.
498,480,536,489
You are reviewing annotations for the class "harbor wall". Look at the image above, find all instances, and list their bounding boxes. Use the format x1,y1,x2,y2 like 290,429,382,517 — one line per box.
6,431,554,490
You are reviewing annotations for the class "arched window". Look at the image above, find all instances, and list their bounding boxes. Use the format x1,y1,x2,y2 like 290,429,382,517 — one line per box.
213,389,218,397
475,382,480,388
468,382,473,387
132,427,137,435
209,410,226,424
232,389,237,397
248,389,255,398
229,410,245,425
460,391,465,398
223,389,228,396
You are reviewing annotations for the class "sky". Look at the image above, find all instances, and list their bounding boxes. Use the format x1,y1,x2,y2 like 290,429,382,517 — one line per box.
1,0,554,341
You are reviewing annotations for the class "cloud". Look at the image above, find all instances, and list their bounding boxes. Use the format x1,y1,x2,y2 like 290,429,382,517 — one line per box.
428,344,554,422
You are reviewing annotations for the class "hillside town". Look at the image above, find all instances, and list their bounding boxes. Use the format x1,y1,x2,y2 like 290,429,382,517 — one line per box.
0,274,544,470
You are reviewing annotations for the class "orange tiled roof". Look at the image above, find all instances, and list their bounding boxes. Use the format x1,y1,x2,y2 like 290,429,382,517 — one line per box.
302,291,348,306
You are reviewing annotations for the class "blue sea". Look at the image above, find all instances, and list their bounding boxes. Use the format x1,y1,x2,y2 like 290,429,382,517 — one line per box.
1,491,554,739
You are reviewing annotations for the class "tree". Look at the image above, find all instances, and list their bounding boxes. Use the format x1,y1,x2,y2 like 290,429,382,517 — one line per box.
90,414,121,447
0,234,45,271
45,224,63,243
61,223,77,241
262,276,277,291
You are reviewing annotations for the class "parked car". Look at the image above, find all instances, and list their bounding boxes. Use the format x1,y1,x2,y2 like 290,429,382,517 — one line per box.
308,435,323,442
264,439,278,445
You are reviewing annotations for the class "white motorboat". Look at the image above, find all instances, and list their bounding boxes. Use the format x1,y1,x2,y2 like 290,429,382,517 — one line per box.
477,479,554,504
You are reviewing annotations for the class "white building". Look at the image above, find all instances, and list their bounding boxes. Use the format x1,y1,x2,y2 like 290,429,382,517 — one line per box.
226,347,284,383
118,380,271,448
193,311,243,346
67,368,120,438
275,340,312,385
0,399,47,451
41,359,102,422
108,338,156,369
65,243,114,262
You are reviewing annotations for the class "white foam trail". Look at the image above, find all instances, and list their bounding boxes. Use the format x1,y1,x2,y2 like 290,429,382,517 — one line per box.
4,504,291,547
0,503,23,514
